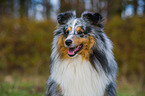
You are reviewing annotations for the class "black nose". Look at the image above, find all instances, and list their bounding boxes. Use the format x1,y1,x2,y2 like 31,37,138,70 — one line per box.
65,39,72,46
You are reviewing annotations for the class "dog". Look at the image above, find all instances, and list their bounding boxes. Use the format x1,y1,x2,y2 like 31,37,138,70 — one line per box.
46,11,118,96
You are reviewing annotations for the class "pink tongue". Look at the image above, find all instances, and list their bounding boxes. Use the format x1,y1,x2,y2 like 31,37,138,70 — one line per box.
68,48,75,55
68,47,79,55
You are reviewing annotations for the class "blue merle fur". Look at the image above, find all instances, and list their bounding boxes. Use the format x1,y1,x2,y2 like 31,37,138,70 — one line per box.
46,11,118,96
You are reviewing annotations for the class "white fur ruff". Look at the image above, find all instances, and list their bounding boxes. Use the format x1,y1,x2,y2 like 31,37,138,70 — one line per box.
51,55,110,96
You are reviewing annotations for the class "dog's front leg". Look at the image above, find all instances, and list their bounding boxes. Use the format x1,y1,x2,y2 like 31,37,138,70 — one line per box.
45,77,62,96
104,82,116,96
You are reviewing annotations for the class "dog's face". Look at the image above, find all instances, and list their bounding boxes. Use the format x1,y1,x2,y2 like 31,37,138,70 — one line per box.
56,11,103,59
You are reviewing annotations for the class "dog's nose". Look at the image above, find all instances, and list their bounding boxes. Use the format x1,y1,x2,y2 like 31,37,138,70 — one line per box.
65,39,72,46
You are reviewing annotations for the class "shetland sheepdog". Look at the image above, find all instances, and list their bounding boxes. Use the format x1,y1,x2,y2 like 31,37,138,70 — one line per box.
46,11,118,96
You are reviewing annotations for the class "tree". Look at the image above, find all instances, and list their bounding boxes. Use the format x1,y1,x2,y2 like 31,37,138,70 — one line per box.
107,0,123,18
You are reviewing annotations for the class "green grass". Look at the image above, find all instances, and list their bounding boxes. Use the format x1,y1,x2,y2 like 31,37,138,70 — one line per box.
0,74,46,96
0,83,42,96
0,74,144,96
117,85,145,96
117,85,136,96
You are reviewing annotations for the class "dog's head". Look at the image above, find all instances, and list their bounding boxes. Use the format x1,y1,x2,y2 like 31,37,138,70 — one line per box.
55,11,103,59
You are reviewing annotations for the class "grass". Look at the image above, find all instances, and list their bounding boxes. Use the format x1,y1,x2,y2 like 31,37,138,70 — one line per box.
0,74,144,96
0,74,47,96
0,83,43,96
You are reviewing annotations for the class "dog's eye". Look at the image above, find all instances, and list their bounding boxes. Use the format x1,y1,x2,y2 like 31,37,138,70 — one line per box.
78,31,83,34
80,35,84,37
65,31,69,34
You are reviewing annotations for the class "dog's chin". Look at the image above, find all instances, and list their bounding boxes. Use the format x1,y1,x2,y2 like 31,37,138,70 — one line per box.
68,44,83,57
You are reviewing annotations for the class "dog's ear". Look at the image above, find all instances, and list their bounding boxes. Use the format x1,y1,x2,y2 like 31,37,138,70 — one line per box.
57,11,76,25
82,12,103,27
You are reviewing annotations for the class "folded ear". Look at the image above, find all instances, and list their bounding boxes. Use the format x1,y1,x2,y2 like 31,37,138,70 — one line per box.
81,12,103,27
57,11,76,25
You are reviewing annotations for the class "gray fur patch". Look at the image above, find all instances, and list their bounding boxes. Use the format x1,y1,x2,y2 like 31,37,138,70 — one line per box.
46,77,62,96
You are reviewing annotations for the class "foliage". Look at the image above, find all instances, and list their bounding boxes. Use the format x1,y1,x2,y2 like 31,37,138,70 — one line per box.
0,16,145,89
105,16,145,81
0,17,55,74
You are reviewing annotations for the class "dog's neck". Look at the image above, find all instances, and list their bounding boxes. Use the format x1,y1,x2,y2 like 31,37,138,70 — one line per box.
51,55,109,96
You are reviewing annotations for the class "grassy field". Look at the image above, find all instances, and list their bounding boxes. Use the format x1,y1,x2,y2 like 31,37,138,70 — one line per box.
0,74,144,96
0,74,47,96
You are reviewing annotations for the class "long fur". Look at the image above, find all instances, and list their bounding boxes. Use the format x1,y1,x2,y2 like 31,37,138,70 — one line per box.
46,11,118,96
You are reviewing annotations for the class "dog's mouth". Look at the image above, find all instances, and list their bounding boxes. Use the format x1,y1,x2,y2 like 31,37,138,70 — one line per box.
68,44,83,57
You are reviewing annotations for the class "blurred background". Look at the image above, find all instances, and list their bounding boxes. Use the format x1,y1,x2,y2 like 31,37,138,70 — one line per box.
0,0,145,96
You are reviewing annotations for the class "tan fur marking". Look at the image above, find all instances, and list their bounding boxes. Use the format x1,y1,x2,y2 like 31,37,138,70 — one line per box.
58,35,95,60
57,35,70,59
72,36,95,60
76,27,84,32
58,85,62,93
66,26,71,32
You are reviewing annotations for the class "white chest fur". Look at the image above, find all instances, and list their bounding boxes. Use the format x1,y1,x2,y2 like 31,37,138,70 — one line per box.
51,55,109,96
